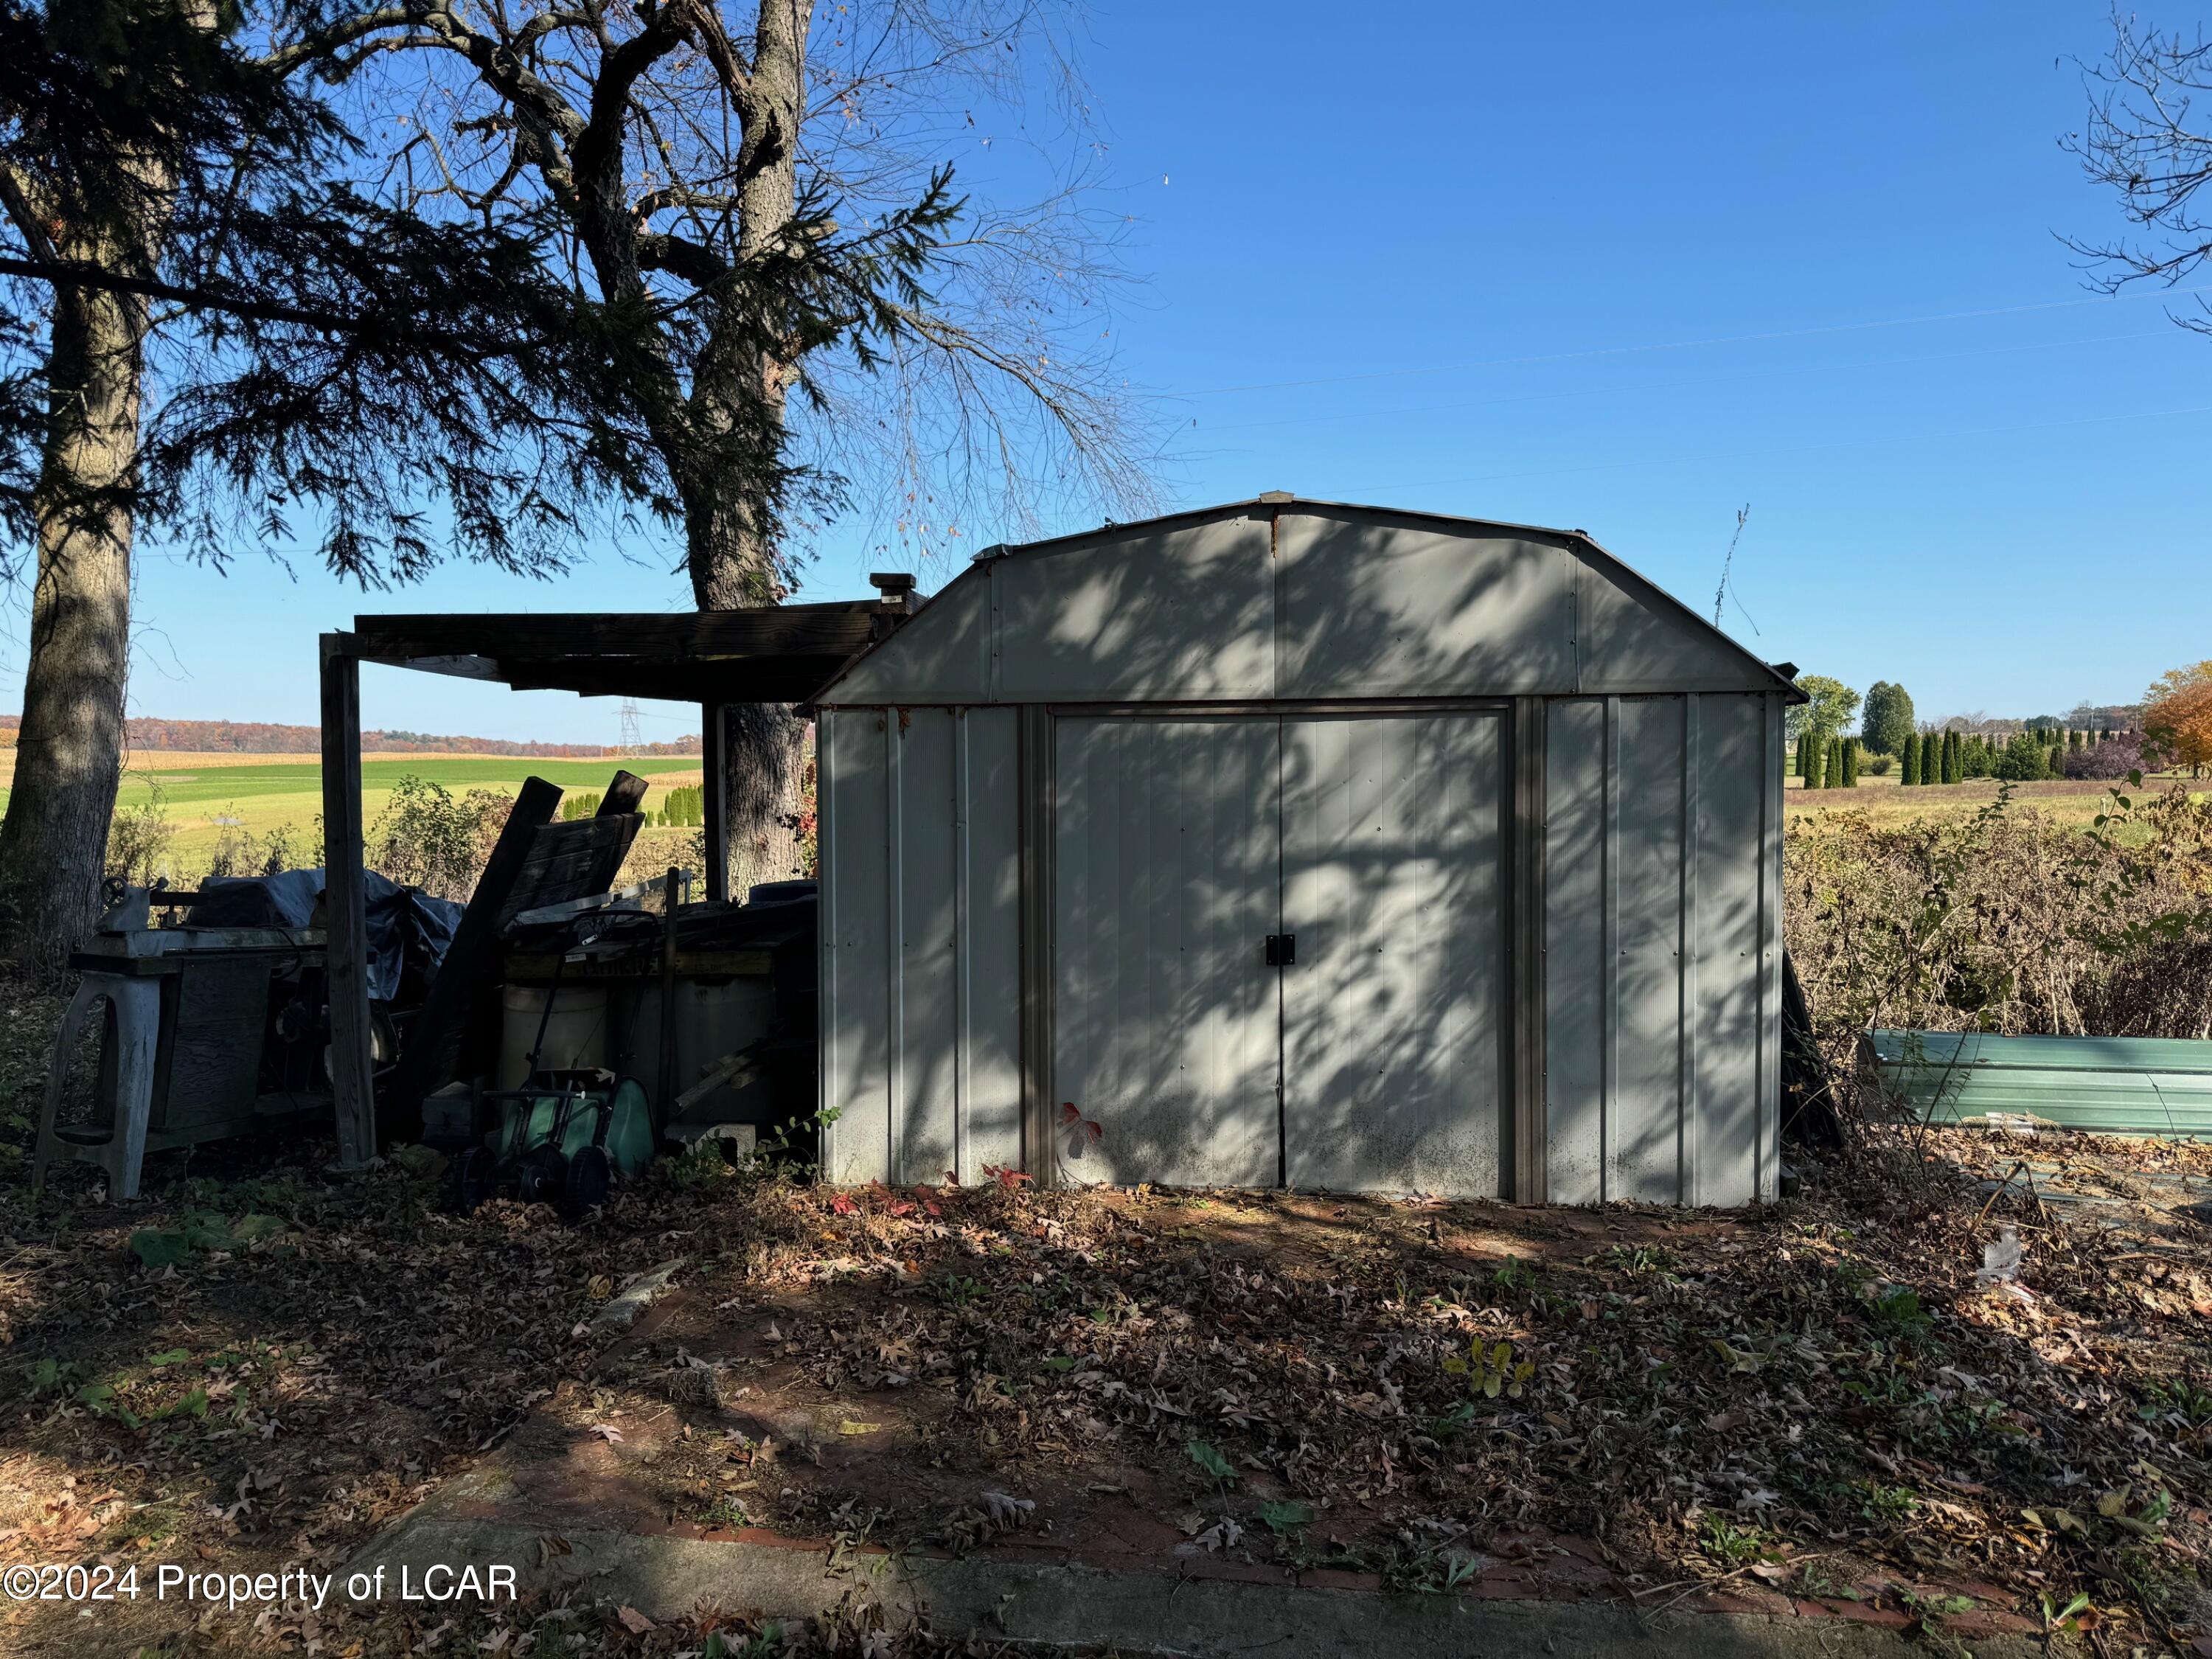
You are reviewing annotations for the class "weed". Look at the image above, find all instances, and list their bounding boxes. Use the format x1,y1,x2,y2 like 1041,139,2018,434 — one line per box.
1865,1285,1932,1338
24,1356,83,1397
699,1493,752,1530
2038,1590,2095,1633
1186,1439,1237,1486
1489,1255,1536,1295
1604,1243,1680,1281
932,1275,985,1309
1857,1481,1920,1528
1696,1513,1768,1568
2138,1376,2212,1430
1444,1338,1534,1400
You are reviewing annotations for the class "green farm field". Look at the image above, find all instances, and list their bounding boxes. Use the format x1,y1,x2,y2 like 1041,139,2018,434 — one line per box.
0,750,703,870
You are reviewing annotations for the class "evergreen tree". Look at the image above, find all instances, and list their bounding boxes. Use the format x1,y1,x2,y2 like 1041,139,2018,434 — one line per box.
1803,731,1825,790
1824,739,1845,789
1861,681,1916,756
1902,731,1921,786
1944,729,1962,784
1994,731,2050,781
1842,736,1860,786
0,0,703,949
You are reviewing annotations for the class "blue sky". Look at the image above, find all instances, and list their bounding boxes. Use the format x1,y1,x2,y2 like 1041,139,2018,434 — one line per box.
7,0,2205,741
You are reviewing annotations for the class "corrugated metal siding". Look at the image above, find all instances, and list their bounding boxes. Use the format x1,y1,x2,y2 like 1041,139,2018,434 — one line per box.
1281,712,1507,1195
1543,700,1610,1203
815,505,1789,1207
1276,515,1570,695
1867,1030,2212,1138
823,507,1783,708
820,706,1020,1184
1542,693,1781,1206
996,517,1276,701
1051,716,1281,1187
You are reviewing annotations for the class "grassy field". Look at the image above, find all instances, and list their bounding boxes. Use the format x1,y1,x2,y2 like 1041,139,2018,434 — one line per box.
0,750,703,874
1784,766,2204,829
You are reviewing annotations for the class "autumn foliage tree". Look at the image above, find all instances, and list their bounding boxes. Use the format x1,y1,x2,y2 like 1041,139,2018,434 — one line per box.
2144,661,2212,776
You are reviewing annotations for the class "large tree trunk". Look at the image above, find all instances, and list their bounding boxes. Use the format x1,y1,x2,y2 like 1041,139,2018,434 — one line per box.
0,274,148,961
694,0,813,901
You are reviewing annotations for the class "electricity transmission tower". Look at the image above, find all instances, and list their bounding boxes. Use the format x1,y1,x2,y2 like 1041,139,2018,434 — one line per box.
618,698,643,755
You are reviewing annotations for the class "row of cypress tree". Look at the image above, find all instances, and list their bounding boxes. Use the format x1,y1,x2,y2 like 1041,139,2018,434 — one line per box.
1802,723,2137,790
1796,731,1862,789
1899,729,1967,785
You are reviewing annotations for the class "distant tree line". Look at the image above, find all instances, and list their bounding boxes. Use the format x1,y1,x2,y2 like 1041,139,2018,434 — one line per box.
1784,667,2193,792
0,714,703,758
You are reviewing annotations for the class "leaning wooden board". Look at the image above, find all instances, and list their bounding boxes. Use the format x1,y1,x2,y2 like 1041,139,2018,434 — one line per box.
392,771,647,1116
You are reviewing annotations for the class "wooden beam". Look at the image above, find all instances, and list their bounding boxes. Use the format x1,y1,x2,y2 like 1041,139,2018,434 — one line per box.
599,770,649,816
392,776,563,1110
658,865,681,1124
701,703,729,902
319,635,376,1169
493,661,855,703
352,605,881,663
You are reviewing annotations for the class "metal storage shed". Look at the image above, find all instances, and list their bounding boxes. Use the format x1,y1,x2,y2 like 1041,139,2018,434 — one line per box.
811,497,1804,1206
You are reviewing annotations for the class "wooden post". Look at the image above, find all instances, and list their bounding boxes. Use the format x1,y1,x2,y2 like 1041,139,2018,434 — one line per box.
700,703,729,902
658,864,681,1131
319,634,377,1169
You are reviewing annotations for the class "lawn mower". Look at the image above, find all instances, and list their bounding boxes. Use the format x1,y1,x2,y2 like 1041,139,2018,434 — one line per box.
445,1069,657,1217
443,945,659,1217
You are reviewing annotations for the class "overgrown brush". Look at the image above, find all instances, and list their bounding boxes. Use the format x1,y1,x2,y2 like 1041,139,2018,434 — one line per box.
365,775,512,900
1785,781,2212,1051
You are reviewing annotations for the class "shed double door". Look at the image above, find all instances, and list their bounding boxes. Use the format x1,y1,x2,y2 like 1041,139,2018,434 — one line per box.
1051,710,1508,1196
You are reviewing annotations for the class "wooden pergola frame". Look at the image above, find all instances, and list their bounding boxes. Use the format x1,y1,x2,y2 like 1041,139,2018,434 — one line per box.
316,596,911,1165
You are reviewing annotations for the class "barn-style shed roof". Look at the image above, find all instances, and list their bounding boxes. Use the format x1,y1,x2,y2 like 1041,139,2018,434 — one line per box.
813,496,1804,706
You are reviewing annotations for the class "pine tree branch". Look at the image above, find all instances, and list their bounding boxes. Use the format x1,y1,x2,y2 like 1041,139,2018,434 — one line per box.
0,251,519,355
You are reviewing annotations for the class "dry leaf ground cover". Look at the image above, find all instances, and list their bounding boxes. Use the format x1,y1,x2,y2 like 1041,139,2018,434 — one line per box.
2,1093,2208,1656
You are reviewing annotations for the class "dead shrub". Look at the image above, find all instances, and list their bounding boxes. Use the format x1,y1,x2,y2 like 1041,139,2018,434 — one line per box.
1785,782,2212,1056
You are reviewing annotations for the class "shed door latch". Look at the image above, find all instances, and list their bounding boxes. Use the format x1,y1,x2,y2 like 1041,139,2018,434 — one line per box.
1265,933,1295,967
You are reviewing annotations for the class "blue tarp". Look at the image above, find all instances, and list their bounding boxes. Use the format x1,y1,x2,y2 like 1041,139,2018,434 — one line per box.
182,869,462,1002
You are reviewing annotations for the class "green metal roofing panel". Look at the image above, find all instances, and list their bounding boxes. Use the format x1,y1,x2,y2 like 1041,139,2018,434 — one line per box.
1865,1029,2212,1138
